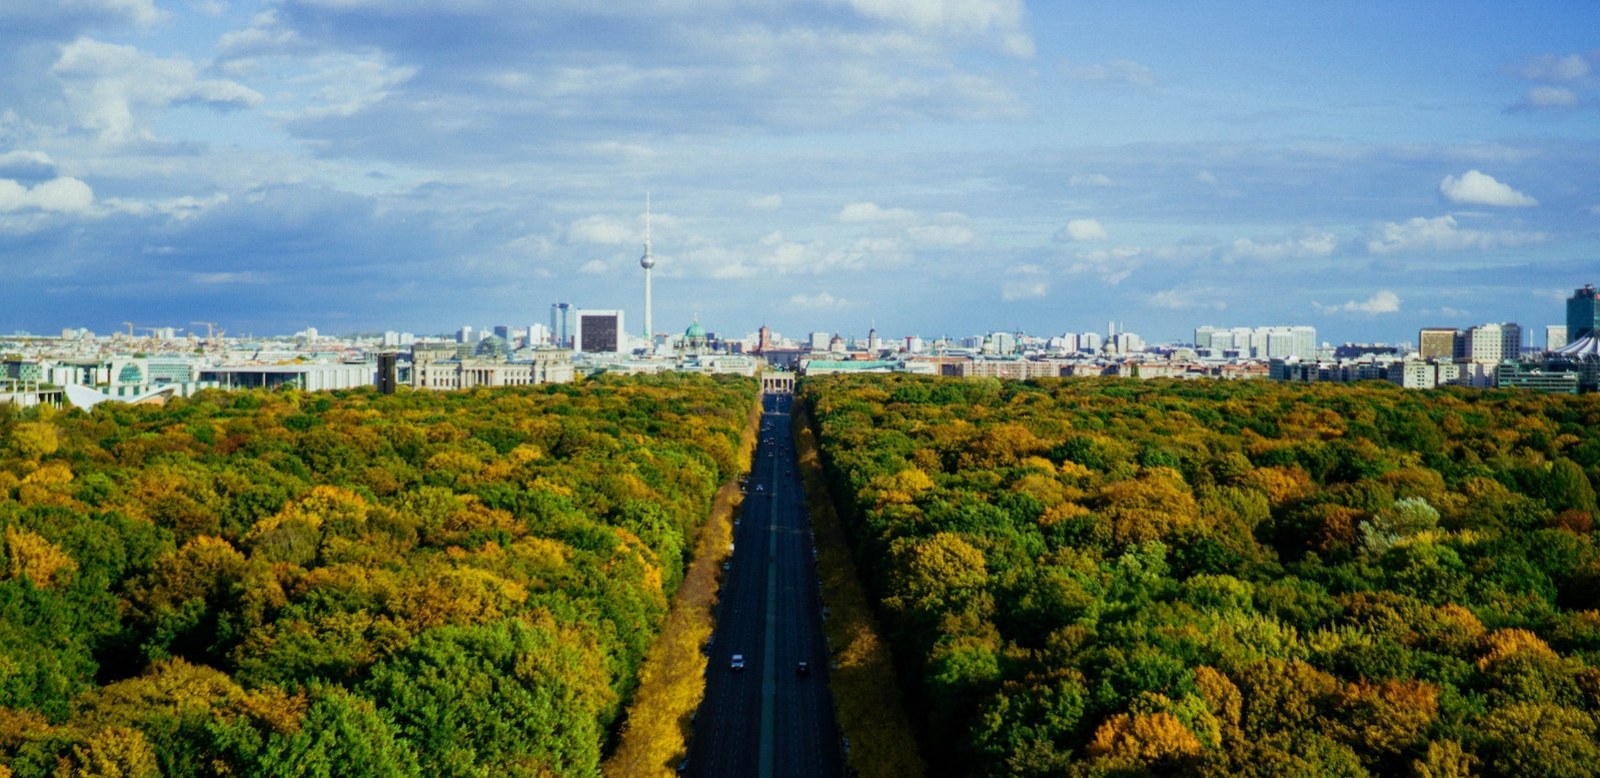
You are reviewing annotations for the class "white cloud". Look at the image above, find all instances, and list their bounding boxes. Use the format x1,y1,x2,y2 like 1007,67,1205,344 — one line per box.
1001,264,1048,301
0,151,57,180
1367,214,1545,253
838,201,916,223
1517,86,1581,109
51,37,262,144
0,0,162,28
1150,288,1227,311
748,194,783,210
1068,173,1112,187
1066,246,1141,284
0,177,94,214
1439,170,1538,207
786,291,852,310
1314,290,1401,315
833,0,1033,56
1513,53,1593,82
1060,58,1156,87
1227,230,1338,261
578,259,610,274
565,215,633,245
1055,218,1108,242
1194,170,1219,185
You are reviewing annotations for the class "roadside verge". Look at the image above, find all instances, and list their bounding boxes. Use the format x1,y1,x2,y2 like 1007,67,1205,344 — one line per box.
603,388,763,778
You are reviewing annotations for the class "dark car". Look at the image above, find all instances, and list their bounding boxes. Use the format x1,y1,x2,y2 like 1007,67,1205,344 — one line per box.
795,661,810,676
730,654,746,670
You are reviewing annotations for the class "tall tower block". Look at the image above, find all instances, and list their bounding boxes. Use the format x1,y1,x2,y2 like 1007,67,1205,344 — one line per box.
640,194,655,350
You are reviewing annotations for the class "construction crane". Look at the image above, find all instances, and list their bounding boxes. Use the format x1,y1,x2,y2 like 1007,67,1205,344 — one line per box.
191,321,220,349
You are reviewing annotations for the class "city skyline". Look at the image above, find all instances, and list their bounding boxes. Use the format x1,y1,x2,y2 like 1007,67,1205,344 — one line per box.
2,2,1597,343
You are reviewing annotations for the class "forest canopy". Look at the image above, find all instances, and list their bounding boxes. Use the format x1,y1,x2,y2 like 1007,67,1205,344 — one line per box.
0,374,755,777
802,374,1600,778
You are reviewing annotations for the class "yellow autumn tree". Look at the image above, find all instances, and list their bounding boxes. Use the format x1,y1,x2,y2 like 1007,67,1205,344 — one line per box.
2,526,77,588
1086,711,1204,763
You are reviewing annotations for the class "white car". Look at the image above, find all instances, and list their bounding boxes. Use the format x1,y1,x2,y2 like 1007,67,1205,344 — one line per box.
755,484,764,492
730,654,746,670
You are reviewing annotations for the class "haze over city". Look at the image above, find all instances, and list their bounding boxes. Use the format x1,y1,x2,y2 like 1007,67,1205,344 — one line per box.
2,1,1597,343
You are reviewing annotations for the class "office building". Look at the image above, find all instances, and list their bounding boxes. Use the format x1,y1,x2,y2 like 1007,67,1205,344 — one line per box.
573,309,624,354
1569,284,1599,342
1418,327,1461,360
550,303,572,348
1194,325,1315,359
1547,325,1569,352
1463,323,1521,362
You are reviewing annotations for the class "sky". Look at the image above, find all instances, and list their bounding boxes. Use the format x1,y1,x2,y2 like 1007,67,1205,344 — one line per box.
1,0,1597,346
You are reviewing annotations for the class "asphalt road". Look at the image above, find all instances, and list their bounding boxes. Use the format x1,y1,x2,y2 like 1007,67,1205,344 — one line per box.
686,391,844,778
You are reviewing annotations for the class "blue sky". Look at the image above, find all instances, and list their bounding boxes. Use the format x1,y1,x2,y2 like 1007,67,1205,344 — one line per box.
2,1,1597,345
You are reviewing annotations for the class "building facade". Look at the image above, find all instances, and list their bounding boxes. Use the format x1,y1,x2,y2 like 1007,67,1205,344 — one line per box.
1569,284,1599,342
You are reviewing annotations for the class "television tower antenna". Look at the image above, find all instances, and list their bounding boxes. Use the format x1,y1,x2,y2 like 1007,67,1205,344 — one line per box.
640,193,654,351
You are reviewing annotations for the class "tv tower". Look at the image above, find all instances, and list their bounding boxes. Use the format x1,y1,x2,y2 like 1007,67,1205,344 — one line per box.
640,193,654,351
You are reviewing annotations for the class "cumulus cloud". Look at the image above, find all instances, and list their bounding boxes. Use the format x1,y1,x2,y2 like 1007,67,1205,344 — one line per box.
1505,52,1597,112
1065,246,1141,284
1514,86,1581,110
1060,58,1156,87
1439,170,1538,207
1054,218,1109,242
1001,264,1048,301
837,201,916,223
1511,52,1593,82
748,194,783,210
51,37,262,144
1314,290,1400,315
0,151,57,181
1227,230,1338,261
578,259,610,274
0,177,94,213
1150,288,1227,311
1368,215,1545,253
565,215,633,245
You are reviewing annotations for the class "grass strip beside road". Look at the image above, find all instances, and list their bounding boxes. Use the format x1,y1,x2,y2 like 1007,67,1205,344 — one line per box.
793,400,927,778
603,389,764,778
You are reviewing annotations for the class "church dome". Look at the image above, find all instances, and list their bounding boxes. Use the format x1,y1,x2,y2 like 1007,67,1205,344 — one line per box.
685,319,706,341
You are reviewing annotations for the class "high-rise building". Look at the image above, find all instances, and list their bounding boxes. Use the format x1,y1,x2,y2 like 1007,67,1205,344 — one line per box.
1418,327,1461,360
525,323,550,348
456,326,473,344
573,309,623,353
550,303,571,348
1194,325,1314,359
1463,322,1521,362
1568,284,1599,342
1547,324,1569,352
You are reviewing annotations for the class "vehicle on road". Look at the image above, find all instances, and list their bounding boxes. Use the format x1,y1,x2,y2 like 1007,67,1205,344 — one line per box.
796,661,810,676
755,483,764,491
730,654,746,671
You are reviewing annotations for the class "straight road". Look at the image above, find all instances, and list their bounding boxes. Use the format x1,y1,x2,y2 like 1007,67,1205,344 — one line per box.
686,391,844,778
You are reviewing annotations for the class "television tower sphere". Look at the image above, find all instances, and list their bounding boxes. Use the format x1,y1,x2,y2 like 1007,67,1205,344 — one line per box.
640,195,655,269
